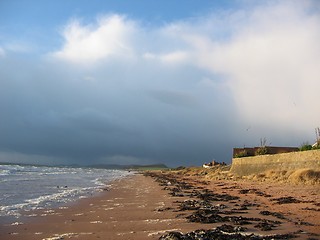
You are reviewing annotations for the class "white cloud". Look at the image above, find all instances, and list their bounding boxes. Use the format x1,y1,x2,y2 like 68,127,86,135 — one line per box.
210,1,320,129
51,1,320,132
159,51,190,63
143,50,189,64
162,1,320,130
53,14,136,64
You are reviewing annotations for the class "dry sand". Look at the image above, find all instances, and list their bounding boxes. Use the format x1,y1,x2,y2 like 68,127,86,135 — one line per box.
0,171,319,240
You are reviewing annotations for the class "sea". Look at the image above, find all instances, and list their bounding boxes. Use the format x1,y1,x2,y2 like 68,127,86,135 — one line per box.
0,163,132,224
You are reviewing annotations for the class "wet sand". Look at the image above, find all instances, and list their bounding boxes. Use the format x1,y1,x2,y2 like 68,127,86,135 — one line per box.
0,171,319,240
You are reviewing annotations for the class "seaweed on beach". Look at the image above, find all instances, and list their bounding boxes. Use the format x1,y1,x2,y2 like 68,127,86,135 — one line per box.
156,207,174,212
227,216,265,225
145,171,241,202
168,187,185,197
178,181,194,190
254,220,277,231
178,199,212,211
301,207,320,211
145,171,317,240
186,207,284,232
216,224,247,233
144,172,198,198
159,228,297,240
294,220,314,226
177,199,232,212
239,189,272,198
194,189,240,202
187,209,226,223
234,200,260,210
186,208,279,227
271,196,301,204
260,210,286,220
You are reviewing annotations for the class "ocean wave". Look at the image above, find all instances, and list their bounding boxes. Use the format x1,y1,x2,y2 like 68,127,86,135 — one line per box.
0,186,97,217
0,165,132,221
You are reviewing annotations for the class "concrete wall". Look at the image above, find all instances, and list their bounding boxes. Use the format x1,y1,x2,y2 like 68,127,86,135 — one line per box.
230,150,320,176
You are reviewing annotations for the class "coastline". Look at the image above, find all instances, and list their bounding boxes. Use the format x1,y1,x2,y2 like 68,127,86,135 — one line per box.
1,173,192,240
0,171,319,239
0,164,133,225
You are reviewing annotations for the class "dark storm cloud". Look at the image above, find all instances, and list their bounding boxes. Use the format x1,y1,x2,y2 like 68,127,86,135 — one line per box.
0,53,239,166
148,90,199,108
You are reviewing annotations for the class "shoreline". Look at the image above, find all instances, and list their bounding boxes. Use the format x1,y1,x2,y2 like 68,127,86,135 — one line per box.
1,173,188,240
0,165,133,226
0,171,319,239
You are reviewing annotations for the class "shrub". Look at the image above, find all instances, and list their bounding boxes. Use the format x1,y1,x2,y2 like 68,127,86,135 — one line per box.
299,142,312,151
234,150,248,158
255,146,268,155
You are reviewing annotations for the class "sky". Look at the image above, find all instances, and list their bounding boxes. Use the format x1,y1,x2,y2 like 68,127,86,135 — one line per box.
0,0,319,167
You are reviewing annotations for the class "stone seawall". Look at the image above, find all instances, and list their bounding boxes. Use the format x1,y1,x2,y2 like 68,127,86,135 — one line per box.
230,150,320,176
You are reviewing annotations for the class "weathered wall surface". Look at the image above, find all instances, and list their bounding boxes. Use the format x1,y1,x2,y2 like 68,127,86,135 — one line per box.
231,150,320,176
233,146,299,157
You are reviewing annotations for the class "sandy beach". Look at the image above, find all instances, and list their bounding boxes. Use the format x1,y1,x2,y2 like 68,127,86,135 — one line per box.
0,171,319,240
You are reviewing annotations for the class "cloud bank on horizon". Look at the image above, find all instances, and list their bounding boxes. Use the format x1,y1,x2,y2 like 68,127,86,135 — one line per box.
0,0,319,166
